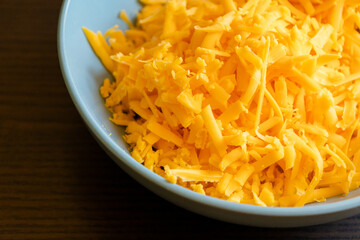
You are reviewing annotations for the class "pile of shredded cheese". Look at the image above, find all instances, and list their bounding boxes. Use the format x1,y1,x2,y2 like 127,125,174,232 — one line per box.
83,0,360,207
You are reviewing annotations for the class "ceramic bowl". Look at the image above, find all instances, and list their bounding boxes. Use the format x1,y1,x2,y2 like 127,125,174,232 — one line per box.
58,0,360,227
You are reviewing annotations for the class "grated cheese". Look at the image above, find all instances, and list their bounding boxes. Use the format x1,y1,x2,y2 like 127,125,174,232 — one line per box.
84,0,360,207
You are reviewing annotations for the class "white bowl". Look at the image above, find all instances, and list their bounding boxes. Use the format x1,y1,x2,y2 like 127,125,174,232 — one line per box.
58,0,360,227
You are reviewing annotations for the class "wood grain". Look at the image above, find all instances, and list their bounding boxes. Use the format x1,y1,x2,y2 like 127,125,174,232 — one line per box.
0,1,360,239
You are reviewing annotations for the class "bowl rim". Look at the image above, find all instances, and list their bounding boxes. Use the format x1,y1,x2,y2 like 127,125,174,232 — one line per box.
57,0,360,218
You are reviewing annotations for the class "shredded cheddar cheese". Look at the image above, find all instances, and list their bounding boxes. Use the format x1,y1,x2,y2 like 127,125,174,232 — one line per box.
84,0,360,207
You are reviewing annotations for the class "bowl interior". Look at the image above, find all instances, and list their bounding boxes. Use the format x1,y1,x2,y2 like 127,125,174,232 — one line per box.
58,0,360,227
59,0,141,152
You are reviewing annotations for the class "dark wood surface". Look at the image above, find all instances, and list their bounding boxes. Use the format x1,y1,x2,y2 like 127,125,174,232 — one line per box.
1,1,360,239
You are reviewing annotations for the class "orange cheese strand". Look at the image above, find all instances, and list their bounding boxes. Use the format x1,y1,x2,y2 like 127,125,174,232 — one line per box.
84,0,360,207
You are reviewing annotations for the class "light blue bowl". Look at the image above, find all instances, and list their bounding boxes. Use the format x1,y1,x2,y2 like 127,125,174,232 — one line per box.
58,0,360,227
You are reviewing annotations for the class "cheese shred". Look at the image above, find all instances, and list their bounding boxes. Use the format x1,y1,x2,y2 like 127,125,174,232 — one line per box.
84,0,360,207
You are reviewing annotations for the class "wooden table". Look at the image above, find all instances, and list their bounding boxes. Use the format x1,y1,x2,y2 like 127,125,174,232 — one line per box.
1,1,360,239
